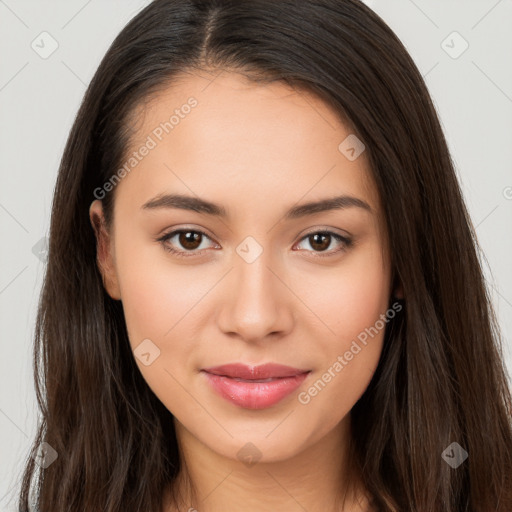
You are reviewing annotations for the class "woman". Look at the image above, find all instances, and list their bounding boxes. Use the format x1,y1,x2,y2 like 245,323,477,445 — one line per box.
18,0,512,511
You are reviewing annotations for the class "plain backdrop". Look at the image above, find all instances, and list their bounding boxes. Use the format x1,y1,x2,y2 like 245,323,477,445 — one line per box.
1,1,511,509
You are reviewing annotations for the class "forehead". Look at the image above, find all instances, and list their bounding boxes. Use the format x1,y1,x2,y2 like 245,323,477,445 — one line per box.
116,69,380,219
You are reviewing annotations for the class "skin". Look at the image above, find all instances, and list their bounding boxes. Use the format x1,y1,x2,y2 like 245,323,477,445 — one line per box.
90,69,403,512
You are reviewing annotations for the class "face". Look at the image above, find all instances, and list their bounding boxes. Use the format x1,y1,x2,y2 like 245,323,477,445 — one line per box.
90,69,396,464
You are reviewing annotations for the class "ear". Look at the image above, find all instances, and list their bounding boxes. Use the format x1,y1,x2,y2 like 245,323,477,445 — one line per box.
392,273,404,300
89,200,121,300
394,282,404,300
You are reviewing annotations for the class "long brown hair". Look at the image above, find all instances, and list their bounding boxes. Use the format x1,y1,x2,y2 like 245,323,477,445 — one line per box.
18,0,512,510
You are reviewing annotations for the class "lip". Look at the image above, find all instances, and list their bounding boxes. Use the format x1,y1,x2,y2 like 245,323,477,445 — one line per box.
201,363,311,409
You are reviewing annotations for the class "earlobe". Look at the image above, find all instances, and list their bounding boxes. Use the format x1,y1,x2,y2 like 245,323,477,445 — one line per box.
391,272,405,301
393,283,404,300
89,200,122,300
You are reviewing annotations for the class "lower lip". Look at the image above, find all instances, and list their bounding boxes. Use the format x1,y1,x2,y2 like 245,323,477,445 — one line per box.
202,371,310,409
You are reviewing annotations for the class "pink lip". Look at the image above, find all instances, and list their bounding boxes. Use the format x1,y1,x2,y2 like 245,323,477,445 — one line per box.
201,363,311,409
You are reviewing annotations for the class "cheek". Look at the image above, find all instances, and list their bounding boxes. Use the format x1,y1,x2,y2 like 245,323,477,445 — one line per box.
114,237,208,343
112,239,216,393
301,244,390,342
113,244,205,415
295,246,390,411
117,260,177,343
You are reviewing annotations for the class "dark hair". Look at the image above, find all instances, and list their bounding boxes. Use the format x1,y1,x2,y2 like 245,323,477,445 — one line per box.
18,0,512,510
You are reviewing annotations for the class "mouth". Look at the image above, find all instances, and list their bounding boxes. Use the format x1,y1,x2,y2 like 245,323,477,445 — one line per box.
201,363,311,409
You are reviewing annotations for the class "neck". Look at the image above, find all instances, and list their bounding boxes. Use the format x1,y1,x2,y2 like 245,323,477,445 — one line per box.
163,414,372,512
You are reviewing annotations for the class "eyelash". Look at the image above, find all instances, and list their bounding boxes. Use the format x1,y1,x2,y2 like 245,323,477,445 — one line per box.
156,228,353,259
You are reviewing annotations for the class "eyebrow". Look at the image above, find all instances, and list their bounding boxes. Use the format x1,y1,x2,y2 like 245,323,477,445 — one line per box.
141,193,373,219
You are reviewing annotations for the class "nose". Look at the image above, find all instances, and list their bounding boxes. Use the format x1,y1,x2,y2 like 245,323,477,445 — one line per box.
216,252,295,344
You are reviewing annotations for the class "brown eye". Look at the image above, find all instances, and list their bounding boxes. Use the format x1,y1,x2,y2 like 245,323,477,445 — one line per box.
157,229,218,258
295,231,353,257
308,233,331,252
178,231,202,250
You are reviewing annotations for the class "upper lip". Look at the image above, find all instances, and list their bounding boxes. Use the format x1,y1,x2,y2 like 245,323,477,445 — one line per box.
202,363,310,379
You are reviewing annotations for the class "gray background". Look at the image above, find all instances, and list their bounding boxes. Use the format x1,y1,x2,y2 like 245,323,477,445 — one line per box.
1,0,511,509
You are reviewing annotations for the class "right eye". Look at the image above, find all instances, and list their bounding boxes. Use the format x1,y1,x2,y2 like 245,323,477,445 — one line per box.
157,228,219,258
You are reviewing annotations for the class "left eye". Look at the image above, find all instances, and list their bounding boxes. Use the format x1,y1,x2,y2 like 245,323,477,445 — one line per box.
157,229,352,258
294,231,352,257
